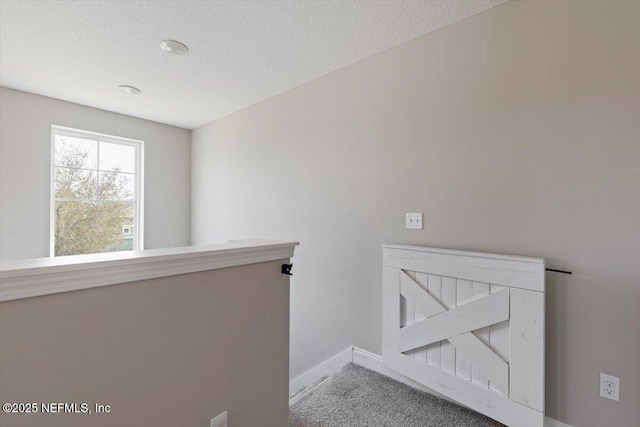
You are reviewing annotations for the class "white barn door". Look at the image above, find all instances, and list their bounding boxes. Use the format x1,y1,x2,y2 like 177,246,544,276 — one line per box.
382,245,545,427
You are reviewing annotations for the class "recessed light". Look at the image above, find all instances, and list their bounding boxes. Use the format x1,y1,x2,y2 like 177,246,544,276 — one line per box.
118,85,141,95
160,39,189,55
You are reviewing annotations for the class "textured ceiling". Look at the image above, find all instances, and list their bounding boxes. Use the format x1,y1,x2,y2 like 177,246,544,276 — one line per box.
0,0,507,129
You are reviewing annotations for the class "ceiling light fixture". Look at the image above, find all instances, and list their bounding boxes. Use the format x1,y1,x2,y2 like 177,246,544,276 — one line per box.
118,85,141,95
160,39,189,55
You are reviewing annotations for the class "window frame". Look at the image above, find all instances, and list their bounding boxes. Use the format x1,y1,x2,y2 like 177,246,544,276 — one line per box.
50,125,145,257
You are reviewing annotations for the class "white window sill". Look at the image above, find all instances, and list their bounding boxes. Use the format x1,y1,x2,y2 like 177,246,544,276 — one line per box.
0,240,298,302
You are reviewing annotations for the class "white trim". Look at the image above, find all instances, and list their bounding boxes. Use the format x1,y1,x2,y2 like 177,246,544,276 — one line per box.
289,347,572,427
50,125,145,145
289,347,352,398
381,244,544,264
543,417,573,427
0,240,298,302
352,347,447,398
137,137,145,250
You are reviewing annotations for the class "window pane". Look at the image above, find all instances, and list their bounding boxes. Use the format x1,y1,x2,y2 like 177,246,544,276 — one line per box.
99,142,135,173
105,201,135,253
55,167,97,199
54,201,134,256
99,172,135,200
54,135,98,169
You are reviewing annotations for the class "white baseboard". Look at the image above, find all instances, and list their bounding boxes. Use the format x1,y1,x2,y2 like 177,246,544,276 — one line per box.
289,347,352,396
351,347,450,399
289,346,572,427
543,417,573,427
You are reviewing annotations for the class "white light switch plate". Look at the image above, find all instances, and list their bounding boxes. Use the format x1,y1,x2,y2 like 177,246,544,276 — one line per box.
405,213,423,230
211,411,227,427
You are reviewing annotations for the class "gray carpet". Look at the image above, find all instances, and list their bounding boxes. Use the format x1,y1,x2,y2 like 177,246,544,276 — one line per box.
289,363,504,427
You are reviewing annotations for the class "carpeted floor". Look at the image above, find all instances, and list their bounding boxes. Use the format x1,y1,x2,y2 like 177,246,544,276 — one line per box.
289,363,504,427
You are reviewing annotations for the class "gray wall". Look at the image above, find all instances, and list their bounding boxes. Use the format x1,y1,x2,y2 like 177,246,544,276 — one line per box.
0,87,191,260
191,1,640,426
0,260,291,427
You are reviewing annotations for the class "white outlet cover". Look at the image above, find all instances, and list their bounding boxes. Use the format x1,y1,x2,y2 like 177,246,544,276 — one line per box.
599,373,620,402
211,411,227,427
405,212,423,230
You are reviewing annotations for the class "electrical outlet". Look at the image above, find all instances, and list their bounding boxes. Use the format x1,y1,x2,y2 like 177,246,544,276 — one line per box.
599,373,620,401
405,212,423,230
210,410,227,427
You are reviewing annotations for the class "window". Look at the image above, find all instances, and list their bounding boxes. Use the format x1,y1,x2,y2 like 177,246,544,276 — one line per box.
51,126,143,256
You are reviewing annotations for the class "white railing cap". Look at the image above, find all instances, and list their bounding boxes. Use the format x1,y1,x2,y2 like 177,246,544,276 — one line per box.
1,239,299,302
